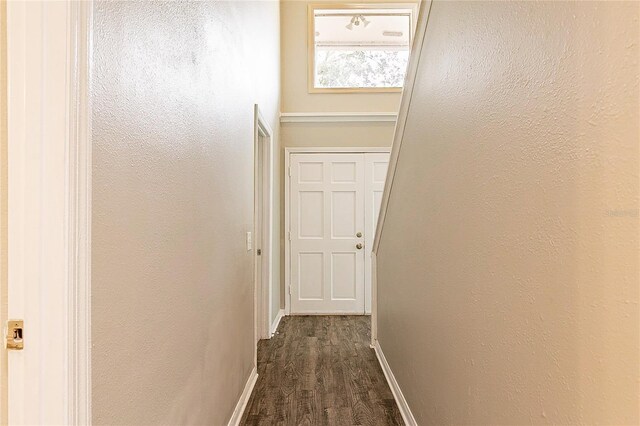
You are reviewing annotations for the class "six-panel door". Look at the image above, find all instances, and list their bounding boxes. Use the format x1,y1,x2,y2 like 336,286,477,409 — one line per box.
290,153,389,314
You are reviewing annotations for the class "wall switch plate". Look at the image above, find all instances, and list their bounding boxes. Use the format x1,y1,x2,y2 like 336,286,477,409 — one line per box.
246,231,252,251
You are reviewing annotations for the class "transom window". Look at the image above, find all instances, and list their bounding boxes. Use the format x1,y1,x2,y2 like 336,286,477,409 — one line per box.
308,4,417,93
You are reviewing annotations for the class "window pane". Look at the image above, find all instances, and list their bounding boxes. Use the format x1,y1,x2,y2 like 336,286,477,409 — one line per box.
313,7,413,89
315,49,409,88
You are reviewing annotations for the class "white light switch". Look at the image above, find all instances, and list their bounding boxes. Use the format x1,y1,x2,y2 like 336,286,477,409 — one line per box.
246,231,252,251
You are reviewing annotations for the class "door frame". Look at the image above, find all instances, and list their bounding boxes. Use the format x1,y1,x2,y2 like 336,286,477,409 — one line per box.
254,105,275,342
284,147,391,315
6,1,92,423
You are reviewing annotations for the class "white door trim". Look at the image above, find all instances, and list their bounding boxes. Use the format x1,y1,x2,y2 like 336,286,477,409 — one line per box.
67,2,93,424
7,1,92,423
284,147,391,315
254,105,274,342
370,0,433,344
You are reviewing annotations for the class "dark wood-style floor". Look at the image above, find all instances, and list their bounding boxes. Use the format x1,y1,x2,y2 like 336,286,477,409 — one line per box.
240,315,404,426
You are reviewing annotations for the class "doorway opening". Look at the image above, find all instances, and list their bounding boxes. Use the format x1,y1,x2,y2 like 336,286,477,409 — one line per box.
254,105,275,343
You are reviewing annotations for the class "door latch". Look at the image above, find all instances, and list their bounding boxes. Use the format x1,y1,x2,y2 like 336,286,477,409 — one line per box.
6,320,24,350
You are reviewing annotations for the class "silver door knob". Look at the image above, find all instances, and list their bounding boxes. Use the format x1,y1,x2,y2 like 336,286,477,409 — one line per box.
356,243,363,250
356,232,362,238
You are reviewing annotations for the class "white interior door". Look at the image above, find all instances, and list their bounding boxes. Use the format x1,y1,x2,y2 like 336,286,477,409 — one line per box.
254,107,274,341
290,154,366,314
364,153,389,313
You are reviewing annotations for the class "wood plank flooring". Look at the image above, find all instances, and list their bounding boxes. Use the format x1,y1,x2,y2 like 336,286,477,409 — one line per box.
240,316,404,426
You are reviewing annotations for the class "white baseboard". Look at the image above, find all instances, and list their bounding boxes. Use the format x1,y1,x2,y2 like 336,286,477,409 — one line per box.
372,340,417,426
270,309,285,336
227,367,258,426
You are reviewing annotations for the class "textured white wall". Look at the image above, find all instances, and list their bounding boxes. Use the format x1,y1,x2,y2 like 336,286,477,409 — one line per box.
91,1,280,424
377,1,639,424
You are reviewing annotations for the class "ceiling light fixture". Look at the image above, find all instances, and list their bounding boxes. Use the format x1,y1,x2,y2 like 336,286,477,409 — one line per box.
345,15,370,30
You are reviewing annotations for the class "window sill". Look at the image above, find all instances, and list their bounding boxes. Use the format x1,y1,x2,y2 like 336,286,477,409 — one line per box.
308,86,403,94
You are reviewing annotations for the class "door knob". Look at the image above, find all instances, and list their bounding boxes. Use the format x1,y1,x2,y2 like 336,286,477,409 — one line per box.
356,232,362,238
356,243,363,250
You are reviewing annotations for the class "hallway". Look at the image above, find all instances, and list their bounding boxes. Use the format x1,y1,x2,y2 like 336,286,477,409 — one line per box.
241,316,403,425
3,1,638,424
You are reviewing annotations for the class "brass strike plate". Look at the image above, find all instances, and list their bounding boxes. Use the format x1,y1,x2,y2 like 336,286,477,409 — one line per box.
6,320,24,350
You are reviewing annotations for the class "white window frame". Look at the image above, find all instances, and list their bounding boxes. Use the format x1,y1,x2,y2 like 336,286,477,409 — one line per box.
307,2,418,94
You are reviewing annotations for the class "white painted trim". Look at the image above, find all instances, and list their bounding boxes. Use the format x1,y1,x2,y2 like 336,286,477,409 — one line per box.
67,1,93,425
370,251,378,344
270,309,285,336
227,367,258,426
284,150,292,316
372,341,417,426
254,105,275,345
280,112,397,123
288,312,369,316
7,1,92,423
284,147,391,315
285,147,391,154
